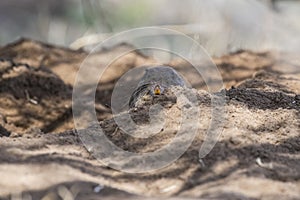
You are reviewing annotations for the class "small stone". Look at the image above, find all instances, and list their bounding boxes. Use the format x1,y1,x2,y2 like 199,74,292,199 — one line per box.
0,125,10,137
93,185,104,193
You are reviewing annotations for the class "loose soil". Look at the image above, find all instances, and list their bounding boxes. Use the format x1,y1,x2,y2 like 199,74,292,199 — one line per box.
0,38,299,200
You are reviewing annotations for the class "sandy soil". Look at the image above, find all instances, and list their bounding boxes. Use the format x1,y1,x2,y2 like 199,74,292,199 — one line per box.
0,38,299,200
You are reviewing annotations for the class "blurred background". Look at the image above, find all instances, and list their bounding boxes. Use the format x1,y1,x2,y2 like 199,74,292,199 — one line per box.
1,0,300,55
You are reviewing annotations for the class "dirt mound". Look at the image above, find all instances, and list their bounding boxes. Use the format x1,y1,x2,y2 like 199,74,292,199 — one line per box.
0,58,72,134
0,38,155,134
0,39,299,200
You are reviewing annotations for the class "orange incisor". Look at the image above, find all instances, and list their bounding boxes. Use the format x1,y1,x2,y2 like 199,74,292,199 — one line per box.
153,85,161,95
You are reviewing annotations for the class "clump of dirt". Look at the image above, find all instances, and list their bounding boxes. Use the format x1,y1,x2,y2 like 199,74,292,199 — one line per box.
0,38,299,200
